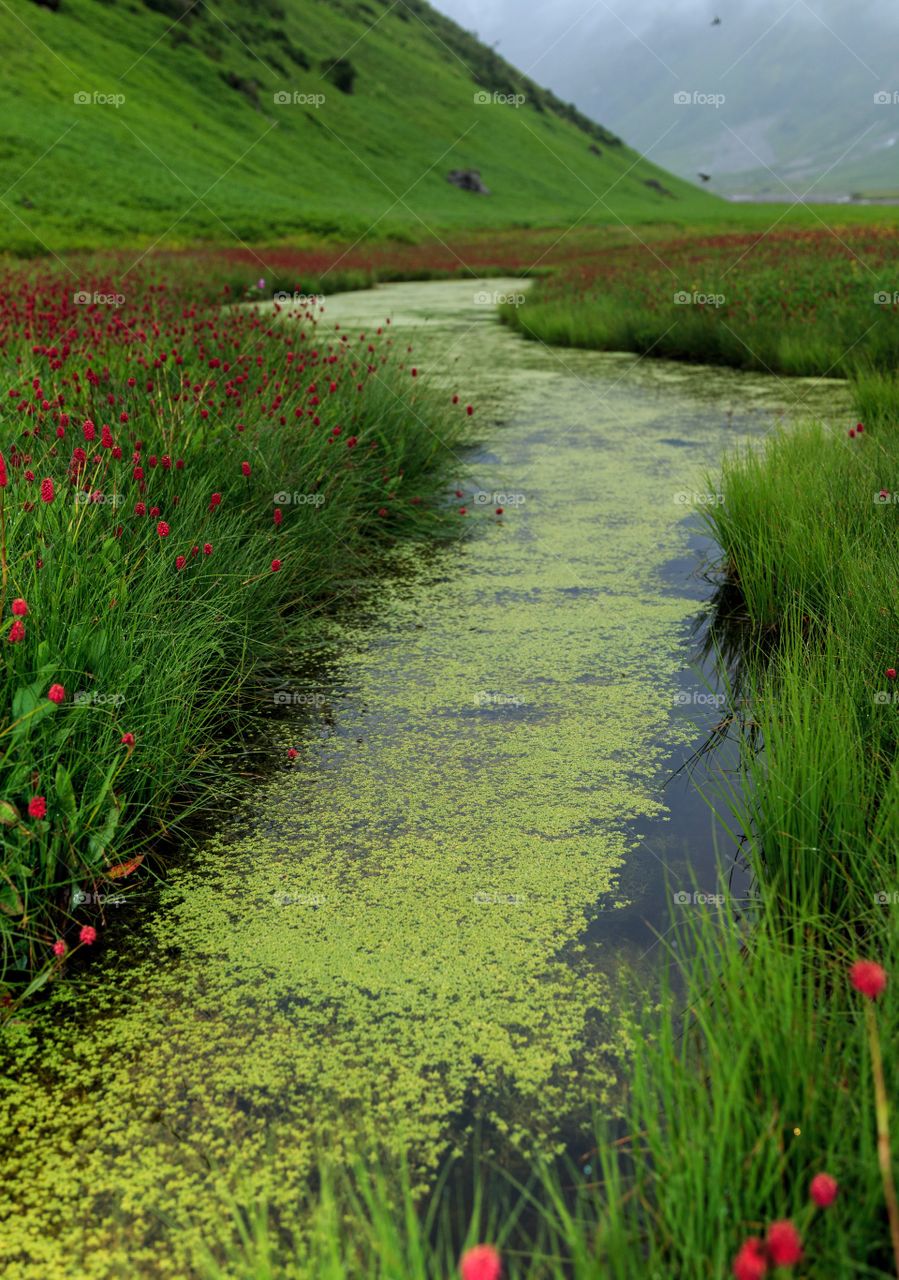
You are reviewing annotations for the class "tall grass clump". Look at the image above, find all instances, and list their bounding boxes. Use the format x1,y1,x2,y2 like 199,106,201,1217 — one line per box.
0,259,473,987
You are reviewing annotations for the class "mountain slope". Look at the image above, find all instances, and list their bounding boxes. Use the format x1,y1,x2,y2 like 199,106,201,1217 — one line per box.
0,0,715,253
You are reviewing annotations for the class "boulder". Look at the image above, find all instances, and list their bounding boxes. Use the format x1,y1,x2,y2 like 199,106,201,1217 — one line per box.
447,168,490,195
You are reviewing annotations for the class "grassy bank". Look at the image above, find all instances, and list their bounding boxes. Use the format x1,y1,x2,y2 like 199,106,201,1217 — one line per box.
194,379,899,1277
0,256,473,988
501,227,899,379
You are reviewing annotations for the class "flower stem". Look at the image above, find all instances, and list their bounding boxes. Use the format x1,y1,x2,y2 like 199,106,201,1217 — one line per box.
866,1000,899,1276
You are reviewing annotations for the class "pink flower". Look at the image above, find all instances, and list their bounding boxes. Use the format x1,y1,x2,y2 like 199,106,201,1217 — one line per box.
732,1238,768,1280
79,925,97,946
52,939,67,958
47,684,65,704
810,1172,838,1207
8,619,24,644
850,959,887,999
28,796,47,819
11,598,28,617
765,1220,802,1267
460,1244,501,1280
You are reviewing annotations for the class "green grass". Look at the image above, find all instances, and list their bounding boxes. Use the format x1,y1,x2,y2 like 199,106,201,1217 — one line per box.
501,227,899,379
0,257,473,985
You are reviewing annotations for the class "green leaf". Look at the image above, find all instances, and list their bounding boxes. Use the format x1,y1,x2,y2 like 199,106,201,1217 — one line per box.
55,764,77,821
87,805,120,864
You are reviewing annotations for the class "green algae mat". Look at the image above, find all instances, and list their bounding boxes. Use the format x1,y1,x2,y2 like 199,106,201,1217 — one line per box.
0,282,848,1278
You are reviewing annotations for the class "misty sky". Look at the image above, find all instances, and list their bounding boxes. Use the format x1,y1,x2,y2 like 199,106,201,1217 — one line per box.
429,0,899,192
430,0,899,96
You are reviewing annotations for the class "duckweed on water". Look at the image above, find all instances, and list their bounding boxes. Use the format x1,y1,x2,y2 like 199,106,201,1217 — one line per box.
0,283,850,1278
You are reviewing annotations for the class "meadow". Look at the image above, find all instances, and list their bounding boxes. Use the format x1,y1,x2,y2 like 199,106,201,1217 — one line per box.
5,214,899,1278
500,225,899,378
0,256,474,987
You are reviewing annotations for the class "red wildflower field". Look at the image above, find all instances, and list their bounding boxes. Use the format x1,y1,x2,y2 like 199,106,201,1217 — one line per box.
0,252,471,984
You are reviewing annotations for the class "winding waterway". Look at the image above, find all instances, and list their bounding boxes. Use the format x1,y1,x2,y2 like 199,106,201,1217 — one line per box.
0,280,848,1278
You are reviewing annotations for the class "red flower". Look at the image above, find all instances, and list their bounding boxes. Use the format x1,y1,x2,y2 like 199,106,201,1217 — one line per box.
157,521,170,537
850,959,887,999
175,555,186,570
287,747,298,760
378,508,388,518
765,1220,802,1266
460,1244,501,1280
887,669,897,680
120,732,135,747
82,419,96,442
857,423,865,433
79,925,97,946
209,493,222,509
40,477,55,503
495,507,504,515
135,502,146,516
848,428,856,438
11,598,28,617
241,461,251,477
28,796,47,819
52,939,66,958
8,619,24,644
810,1172,838,1207
0,451,7,488
459,507,468,515
203,543,213,556
273,507,283,525
732,1237,768,1280
466,404,474,416
271,559,282,571
47,684,65,704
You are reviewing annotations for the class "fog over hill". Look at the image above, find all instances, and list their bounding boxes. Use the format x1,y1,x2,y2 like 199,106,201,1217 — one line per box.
433,0,899,197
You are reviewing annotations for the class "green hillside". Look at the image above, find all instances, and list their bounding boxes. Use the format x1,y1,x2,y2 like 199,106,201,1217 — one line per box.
0,0,717,253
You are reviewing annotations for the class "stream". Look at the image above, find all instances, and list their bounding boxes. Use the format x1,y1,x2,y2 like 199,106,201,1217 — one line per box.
0,279,848,1279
